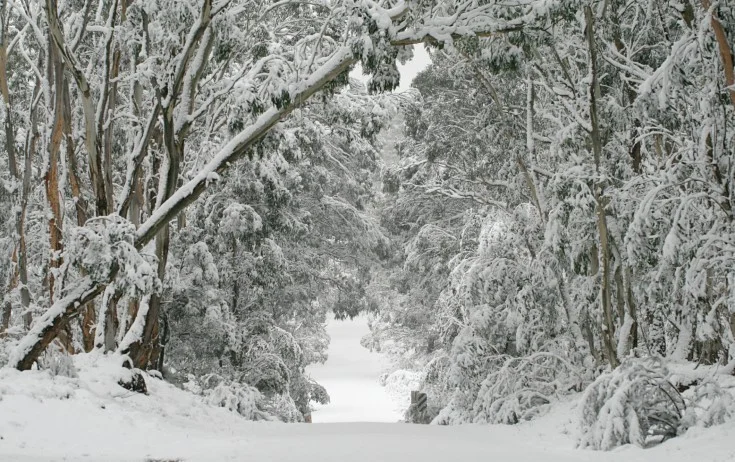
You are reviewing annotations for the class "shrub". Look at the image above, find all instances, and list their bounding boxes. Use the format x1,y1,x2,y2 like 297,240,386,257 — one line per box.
472,352,580,424
680,379,735,429
577,357,685,450
201,376,263,420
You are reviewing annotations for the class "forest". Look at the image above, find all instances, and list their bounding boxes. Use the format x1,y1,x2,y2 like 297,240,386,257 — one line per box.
0,0,734,457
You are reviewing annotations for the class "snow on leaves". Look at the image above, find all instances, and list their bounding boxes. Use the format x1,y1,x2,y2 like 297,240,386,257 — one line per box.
64,215,160,299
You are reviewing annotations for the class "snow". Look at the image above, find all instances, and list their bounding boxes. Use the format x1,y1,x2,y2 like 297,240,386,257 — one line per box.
1,354,735,461
307,315,402,422
133,46,357,248
6,277,97,369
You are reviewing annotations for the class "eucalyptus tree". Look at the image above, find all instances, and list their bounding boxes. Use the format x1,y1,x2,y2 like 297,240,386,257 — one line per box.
1,0,531,373
373,0,735,427
162,82,394,419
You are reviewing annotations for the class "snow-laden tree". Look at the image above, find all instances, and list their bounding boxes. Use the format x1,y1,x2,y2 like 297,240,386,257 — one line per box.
0,0,532,373
370,0,735,437
162,84,395,419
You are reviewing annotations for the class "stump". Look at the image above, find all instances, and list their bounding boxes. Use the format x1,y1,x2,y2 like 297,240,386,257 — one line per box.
118,369,148,394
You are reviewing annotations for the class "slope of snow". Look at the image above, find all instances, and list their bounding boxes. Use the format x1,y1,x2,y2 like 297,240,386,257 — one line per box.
1,353,734,461
307,315,403,422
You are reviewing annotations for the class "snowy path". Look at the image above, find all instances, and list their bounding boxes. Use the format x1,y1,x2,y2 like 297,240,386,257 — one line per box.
1,328,734,462
306,315,402,422
3,392,735,462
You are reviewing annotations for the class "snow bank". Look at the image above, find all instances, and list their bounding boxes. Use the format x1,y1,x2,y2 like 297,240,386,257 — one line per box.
0,353,266,461
1,354,735,461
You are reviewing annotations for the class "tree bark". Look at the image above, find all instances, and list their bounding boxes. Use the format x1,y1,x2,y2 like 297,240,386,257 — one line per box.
46,41,73,352
701,0,735,108
46,42,65,305
585,6,619,368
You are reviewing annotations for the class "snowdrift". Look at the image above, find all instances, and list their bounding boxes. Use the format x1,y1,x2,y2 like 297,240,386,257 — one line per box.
1,355,735,461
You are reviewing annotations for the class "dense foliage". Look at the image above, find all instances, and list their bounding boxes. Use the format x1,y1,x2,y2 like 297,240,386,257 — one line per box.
367,0,735,445
1,0,734,443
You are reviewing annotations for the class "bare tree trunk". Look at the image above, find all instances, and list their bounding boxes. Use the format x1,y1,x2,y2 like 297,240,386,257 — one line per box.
46,41,73,352
1,248,17,334
98,0,123,213
0,0,17,180
701,0,735,108
585,6,619,368
614,264,638,358
102,291,120,352
0,0,17,334
16,70,39,331
61,76,96,352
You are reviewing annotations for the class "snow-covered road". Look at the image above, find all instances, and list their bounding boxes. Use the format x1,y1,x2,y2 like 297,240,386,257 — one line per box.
307,315,402,422
3,393,735,462
2,320,734,462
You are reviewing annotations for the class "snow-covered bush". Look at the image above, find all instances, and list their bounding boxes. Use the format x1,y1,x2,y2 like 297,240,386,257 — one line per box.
577,358,685,450
414,356,453,422
472,352,580,424
258,392,304,422
680,380,735,429
191,373,275,421
38,351,78,378
64,215,160,297
203,380,263,420
382,369,421,398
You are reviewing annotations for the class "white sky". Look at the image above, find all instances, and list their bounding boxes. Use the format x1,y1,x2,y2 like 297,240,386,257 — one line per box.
350,45,432,93
396,45,432,92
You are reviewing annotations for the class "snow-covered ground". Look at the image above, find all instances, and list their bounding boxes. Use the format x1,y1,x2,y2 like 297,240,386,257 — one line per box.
306,314,403,422
1,352,734,461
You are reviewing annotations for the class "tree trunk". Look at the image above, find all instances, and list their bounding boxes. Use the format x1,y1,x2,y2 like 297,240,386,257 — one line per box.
701,0,735,108
585,6,619,368
46,41,73,352
0,2,18,334
17,71,39,330
127,226,167,369
61,76,96,352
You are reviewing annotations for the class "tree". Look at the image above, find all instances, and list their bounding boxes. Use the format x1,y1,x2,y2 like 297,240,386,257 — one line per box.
371,0,735,428
2,0,525,371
